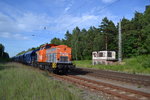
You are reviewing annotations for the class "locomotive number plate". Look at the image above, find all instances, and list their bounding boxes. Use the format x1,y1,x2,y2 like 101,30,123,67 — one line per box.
52,63,57,68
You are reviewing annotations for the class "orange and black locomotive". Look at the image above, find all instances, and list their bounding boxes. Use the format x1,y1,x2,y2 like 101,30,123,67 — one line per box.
13,44,75,74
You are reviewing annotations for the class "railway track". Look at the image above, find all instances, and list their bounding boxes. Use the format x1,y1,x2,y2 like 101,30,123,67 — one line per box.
51,74,150,100
27,65,150,100
73,68,150,86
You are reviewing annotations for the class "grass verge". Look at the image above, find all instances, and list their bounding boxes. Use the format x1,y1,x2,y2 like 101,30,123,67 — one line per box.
73,55,150,74
0,62,82,100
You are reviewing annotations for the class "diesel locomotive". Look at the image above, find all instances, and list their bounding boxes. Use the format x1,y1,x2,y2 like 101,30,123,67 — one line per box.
13,44,75,74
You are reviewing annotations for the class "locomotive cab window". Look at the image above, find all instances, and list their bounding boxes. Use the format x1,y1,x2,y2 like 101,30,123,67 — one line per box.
46,45,50,49
40,47,45,50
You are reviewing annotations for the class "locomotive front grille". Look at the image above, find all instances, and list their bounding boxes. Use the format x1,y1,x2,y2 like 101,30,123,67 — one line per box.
60,56,68,62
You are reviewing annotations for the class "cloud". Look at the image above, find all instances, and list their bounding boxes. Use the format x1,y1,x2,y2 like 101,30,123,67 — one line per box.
64,7,71,12
0,12,29,40
0,32,28,40
0,12,18,33
0,11,53,40
0,0,118,40
47,14,99,32
16,12,52,32
51,7,118,32
89,6,119,24
0,8,117,40
101,0,116,3
64,0,73,13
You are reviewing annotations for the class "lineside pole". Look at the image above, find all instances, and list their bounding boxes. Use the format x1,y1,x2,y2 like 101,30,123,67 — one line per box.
118,20,122,62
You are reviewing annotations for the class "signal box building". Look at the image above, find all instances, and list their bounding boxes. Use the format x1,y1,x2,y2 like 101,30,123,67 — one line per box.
92,51,117,65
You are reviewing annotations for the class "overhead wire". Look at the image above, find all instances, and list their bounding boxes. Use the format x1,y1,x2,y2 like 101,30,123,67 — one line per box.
32,0,121,42
62,0,121,31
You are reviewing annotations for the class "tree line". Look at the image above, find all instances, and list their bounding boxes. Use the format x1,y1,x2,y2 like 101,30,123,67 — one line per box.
17,6,150,60
0,44,9,61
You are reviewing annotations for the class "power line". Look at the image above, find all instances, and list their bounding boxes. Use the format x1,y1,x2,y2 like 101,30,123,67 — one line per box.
31,0,89,37
63,0,121,31
68,0,89,14
32,0,121,41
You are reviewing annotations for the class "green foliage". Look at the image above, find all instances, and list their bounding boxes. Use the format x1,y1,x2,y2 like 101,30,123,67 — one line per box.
0,43,9,62
50,37,63,45
16,50,26,56
0,63,82,100
99,17,118,51
121,7,150,57
142,55,150,68
0,44,4,57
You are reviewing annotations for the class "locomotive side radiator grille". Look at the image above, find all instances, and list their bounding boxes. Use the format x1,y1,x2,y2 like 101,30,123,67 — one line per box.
47,53,57,63
60,56,68,62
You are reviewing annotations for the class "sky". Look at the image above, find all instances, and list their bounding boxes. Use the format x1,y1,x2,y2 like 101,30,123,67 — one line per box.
0,0,149,57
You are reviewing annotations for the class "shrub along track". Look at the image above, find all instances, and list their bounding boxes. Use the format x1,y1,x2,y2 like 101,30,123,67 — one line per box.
51,74,150,100
73,68,150,86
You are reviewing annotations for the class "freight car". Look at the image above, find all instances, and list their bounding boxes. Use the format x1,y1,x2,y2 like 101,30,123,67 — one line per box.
23,49,39,65
13,44,75,74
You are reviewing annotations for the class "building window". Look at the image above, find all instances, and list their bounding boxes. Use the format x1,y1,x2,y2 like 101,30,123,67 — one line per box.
93,53,97,57
98,52,103,57
108,52,112,57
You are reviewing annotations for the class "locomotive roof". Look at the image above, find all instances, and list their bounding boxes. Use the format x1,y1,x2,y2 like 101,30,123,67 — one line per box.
51,45,70,48
40,44,57,48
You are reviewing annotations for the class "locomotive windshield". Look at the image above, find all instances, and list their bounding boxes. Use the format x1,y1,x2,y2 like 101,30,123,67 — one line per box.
46,45,51,49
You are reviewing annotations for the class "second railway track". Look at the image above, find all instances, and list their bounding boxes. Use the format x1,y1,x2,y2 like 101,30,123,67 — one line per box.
73,68,150,86
52,74,150,100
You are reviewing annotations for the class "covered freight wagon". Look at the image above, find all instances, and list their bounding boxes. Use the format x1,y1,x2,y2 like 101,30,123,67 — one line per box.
23,49,39,65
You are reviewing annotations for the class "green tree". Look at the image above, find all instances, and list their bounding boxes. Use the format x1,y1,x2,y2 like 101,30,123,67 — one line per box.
0,44,4,58
17,50,26,56
50,37,62,45
71,27,81,60
0,43,9,61
99,17,117,51
82,26,96,60
64,30,72,47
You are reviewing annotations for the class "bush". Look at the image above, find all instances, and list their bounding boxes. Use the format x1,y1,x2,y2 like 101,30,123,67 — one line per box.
142,55,150,68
